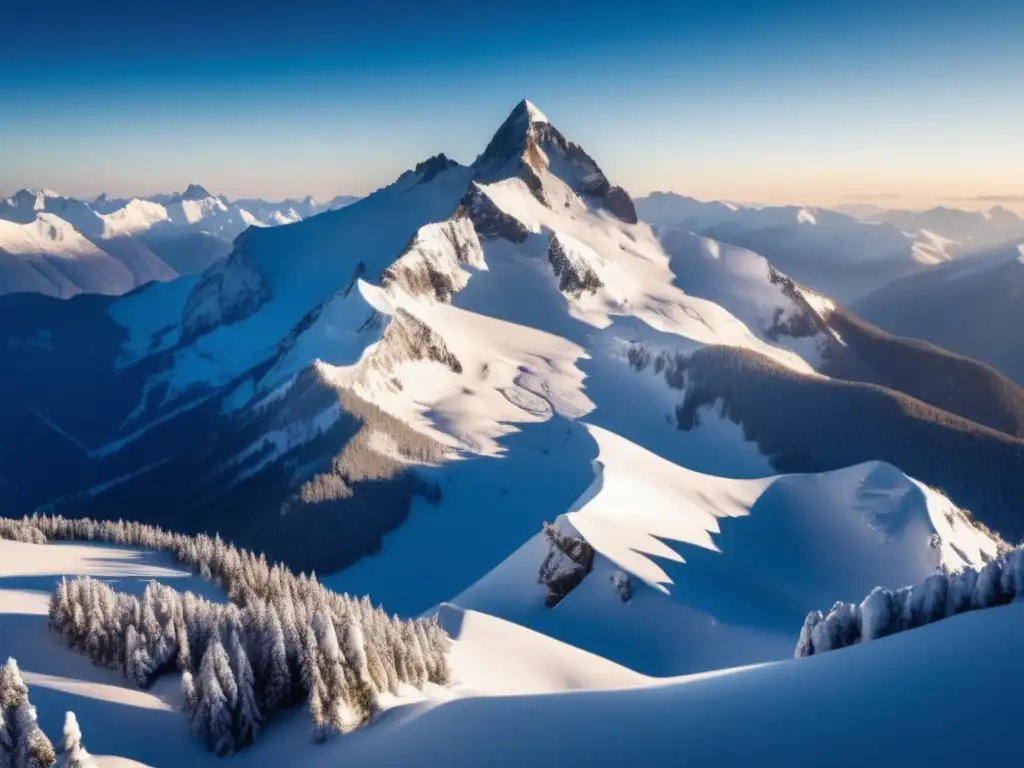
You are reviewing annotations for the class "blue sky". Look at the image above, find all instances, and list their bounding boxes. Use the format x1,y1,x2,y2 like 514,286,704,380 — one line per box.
2,0,1022,206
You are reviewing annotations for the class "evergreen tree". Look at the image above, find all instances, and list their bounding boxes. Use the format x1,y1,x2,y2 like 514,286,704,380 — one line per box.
259,608,290,712
0,659,55,768
312,611,356,733
228,633,260,748
305,644,329,744
180,672,198,718
193,643,235,756
56,712,94,768
0,706,12,768
48,579,70,635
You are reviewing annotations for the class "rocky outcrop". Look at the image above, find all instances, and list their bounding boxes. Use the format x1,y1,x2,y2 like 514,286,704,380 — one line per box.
547,234,603,298
413,153,461,184
171,183,215,202
538,522,595,607
461,183,530,244
362,307,462,378
601,185,639,225
180,243,272,343
381,212,484,302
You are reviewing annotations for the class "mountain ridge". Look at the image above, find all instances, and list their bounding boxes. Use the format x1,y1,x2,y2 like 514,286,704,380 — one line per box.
1,98,1022,575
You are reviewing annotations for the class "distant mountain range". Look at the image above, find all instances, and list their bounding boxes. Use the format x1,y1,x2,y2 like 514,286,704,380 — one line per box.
0,186,360,298
634,192,1024,303
855,243,1024,385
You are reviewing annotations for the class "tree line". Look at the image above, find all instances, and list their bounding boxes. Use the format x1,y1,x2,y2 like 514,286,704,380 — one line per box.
0,514,450,755
796,545,1024,657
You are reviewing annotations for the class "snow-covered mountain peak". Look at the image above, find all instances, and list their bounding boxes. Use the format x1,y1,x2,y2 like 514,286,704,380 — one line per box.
472,99,637,224
411,153,463,183
519,98,549,124
172,183,215,202
31,212,76,241
796,208,817,225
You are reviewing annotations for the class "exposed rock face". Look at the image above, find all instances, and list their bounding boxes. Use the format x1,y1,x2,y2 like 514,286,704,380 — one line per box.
602,186,639,224
610,569,631,602
413,153,461,184
538,522,595,607
473,99,638,224
172,183,215,202
461,183,530,244
381,211,484,302
180,244,272,343
362,307,463,377
547,234,604,298
382,259,458,303
763,266,827,341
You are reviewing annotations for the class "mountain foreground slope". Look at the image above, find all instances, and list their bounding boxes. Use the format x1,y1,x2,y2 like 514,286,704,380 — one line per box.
0,98,1020,764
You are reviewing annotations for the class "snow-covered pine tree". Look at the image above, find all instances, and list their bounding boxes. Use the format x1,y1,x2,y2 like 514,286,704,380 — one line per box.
228,633,260,748
794,610,823,657
56,712,94,768
312,611,357,734
0,659,56,768
973,559,1005,609
340,613,378,715
180,671,198,718
304,636,329,744
259,607,291,712
140,595,160,644
859,587,897,642
175,613,192,673
48,579,71,635
0,705,11,768
399,621,427,689
193,640,236,756
810,601,861,654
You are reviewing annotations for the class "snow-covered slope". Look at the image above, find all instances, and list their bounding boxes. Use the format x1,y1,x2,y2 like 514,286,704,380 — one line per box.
1,98,1021,766
0,214,137,297
332,601,1024,768
451,426,999,675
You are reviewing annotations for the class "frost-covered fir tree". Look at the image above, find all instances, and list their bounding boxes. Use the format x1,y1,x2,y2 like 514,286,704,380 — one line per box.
193,641,236,756
180,672,198,718
56,712,94,768
0,658,56,768
312,611,358,734
229,633,260,748
0,705,11,768
259,607,291,712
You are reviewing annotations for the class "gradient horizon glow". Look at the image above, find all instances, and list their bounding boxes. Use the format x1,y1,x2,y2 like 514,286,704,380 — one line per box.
3,0,1022,209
